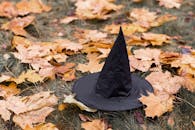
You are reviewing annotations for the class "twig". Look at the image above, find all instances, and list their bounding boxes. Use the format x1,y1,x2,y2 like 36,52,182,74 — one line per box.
175,96,195,109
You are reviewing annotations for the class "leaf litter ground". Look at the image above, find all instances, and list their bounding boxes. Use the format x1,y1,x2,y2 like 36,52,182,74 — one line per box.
0,0,195,130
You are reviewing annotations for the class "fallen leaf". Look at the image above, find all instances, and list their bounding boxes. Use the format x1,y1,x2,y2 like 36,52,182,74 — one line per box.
79,114,91,122
157,0,183,9
139,92,174,118
142,33,172,46
54,39,83,52
11,70,44,84
129,8,157,28
97,48,111,59
24,123,59,130
16,0,51,15
129,55,153,72
146,71,183,94
0,82,20,98
0,1,18,18
1,15,35,36
159,52,181,67
75,0,123,20
133,48,161,63
63,69,76,81
134,111,144,124
0,100,11,121
13,107,55,129
60,16,78,24
133,0,143,2
74,29,108,44
58,103,68,111
77,53,104,73
128,8,177,28
0,74,11,83
82,41,112,54
63,94,97,112
180,73,195,92
104,23,147,35
81,119,111,130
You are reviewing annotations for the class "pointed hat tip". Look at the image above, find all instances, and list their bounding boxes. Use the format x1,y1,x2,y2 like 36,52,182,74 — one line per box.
118,26,124,38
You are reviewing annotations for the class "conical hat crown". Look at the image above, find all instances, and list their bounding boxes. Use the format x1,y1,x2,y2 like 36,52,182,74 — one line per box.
96,27,132,98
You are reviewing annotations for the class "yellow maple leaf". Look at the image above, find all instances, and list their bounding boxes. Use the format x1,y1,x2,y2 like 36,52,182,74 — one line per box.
139,92,174,118
11,70,44,84
157,0,183,9
75,0,123,20
16,0,51,16
24,123,58,130
104,23,147,35
1,15,35,36
0,1,18,18
77,53,104,73
0,82,20,98
81,119,111,130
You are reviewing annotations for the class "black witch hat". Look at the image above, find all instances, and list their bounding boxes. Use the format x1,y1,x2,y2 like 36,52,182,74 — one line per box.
72,27,153,111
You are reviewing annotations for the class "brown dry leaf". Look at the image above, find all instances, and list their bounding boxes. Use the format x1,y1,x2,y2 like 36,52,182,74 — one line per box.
139,92,174,118
97,48,111,59
77,53,104,73
16,0,51,16
157,0,183,9
63,69,76,81
128,8,177,28
142,33,172,46
133,0,143,2
54,39,83,52
0,100,11,121
129,55,153,72
63,94,97,112
126,35,149,46
0,91,57,125
1,15,35,36
6,91,58,115
13,107,55,129
24,123,59,130
79,114,91,122
58,103,68,111
133,48,161,64
11,70,44,84
60,16,78,24
129,8,157,28
82,41,112,54
12,35,33,47
81,119,111,130
104,23,147,35
0,1,18,18
0,82,20,98
152,14,177,27
53,63,76,81
180,73,195,92
75,0,123,20
146,71,183,94
0,74,11,83
159,52,181,67
74,29,108,44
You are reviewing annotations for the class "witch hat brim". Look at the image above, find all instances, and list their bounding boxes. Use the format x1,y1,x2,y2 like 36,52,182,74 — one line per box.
72,27,153,111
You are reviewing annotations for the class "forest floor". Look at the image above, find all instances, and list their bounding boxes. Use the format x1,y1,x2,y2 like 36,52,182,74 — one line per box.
0,0,195,130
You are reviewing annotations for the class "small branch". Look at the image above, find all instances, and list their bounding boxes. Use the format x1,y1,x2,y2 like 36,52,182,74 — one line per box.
175,96,195,109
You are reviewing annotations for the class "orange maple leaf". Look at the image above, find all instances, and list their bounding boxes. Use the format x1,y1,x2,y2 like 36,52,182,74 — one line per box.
1,15,35,36
77,53,104,73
